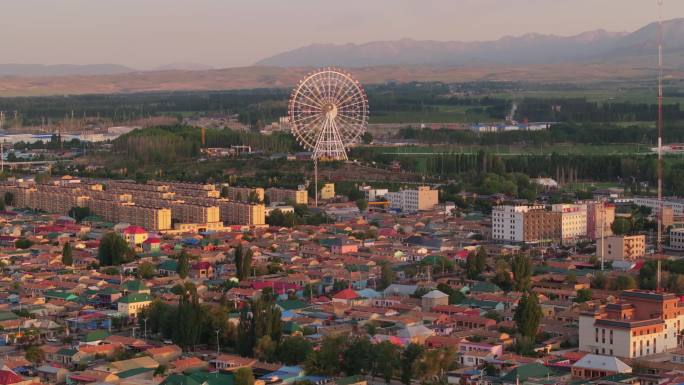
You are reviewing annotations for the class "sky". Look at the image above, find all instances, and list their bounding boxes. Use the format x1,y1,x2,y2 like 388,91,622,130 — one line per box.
2,0,683,69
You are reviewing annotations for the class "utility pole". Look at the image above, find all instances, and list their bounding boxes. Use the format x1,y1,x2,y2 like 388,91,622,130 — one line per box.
656,0,665,290
144,318,148,341
215,329,220,357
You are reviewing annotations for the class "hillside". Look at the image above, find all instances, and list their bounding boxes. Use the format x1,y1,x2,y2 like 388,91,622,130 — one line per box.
256,19,684,68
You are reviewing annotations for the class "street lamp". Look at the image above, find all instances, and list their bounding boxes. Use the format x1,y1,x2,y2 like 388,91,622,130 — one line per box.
215,329,220,357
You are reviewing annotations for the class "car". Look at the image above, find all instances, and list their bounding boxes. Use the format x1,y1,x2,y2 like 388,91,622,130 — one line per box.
163,339,173,345
46,338,58,343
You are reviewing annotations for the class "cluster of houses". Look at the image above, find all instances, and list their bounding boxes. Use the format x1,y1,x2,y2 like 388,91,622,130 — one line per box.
1,177,684,385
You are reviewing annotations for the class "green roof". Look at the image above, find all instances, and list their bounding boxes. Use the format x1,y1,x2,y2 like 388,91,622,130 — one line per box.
45,290,78,301
158,260,179,271
188,371,235,385
119,293,151,304
123,280,147,292
56,348,78,357
117,367,155,379
276,299,308,311
283,321,303,334
500,363,551,382
159,374,203,385
0,312,18,321
84,330,110,342
470,281,502,293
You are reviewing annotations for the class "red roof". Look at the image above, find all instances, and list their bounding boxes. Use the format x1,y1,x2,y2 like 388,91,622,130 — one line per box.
143,238,160,244
333,288,359,300
0,370,24,385
123,226,147,235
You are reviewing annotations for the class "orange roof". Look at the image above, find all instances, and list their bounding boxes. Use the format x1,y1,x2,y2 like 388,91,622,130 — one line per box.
333,288,358,300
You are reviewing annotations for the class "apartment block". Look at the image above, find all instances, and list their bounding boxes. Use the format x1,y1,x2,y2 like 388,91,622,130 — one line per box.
579,291,684,358
552,204,588,243
118,204,172,231
266,187,308,205
492,205,541,242
522,209,562,243
386,186,439,212
670,228,684,250
586,202,615,240
596,235,646,261
222,186,265,203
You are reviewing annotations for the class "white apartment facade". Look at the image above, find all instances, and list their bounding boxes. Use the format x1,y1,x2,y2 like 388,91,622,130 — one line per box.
670,228,684,250
491,205,539,243
634,197,684,216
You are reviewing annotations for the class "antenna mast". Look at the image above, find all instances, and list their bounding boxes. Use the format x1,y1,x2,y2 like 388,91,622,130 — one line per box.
656,0,664,290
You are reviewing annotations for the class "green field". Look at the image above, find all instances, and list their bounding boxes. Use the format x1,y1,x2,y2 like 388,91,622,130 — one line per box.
371,143,655,156
369,105,491,124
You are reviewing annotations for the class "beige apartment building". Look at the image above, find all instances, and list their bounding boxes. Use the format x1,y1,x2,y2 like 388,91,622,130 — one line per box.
222,186,265,203
596,235,646,261
266,187,308,205
586,202,615,240
386,186,439,212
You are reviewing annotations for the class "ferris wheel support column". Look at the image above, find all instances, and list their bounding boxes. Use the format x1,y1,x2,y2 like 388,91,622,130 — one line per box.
314,158,318,208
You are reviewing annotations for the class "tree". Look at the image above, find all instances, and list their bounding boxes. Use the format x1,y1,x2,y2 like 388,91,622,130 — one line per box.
174,282,202,350
511,254,532,292
611,217,631,235
342,337,375,375
276,336,313,365
138,262,156,279
4,192,14,206
356,199,368,212
15,238,33,249
68,206,91,223
235,367,255,385
613,275,637,290
98,232,132,266
465,252,482,279
237,298,283,357
379,261,394,290
436,283,465,305
361,132,373,144
591,271,608,289
305,335,347,376
177,251,190,279
62,242,73,266
575,288,593,303
372,341,400,384
255,335,277,362
514,293,542,339
400,343,424,385
235,245,253,281
25,346,44,364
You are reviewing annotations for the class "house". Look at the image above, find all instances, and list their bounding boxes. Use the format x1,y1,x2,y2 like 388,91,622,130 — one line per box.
122,280,150,295
117,293,151,318
421,290,449,311
36,365,69,384
210,354,256,371
158,259,179,277
191,262,214,279
146,345,183,365
571,354,631,380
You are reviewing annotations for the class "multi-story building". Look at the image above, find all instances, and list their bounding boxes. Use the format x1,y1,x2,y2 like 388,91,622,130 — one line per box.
118,204,172,231
492,205,541,243
386,186,438,212
522,209,562,244
266,187,308,205
222,186,265,203
596,235,646,261
579,290,684,358
670,228,684,250
320,183,335,200
359,186,388,202
170,202,220,224
586,202,615,240
634,196,684,216
218,201,265,226
552,204,587,243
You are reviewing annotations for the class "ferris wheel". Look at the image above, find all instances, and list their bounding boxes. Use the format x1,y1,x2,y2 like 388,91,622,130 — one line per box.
289,68,369,161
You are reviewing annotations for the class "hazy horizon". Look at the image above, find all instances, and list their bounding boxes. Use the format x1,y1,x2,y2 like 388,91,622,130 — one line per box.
2,0,683,69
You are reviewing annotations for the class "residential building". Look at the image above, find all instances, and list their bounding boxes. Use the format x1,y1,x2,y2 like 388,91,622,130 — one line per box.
386,186,438,212
320,183,335,200
522,208,561,244
579,290,684,358
221,186,264,203
492,205,543,243
586,202,615,240
670,228,684,250
596,235,646,261
117,293,151,318
359,186,388,202
571,354,631,380
421,290,449,311
634,196,684,216
266,187,308,205
552,204,587,243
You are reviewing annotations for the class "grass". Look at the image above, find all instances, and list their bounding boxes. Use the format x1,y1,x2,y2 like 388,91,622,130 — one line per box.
372,143,654,156
369,105,492,124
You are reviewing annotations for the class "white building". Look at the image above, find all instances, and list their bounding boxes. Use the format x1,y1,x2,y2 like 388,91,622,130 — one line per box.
670,228,684,250
491,205,540,243
386,186,438,212
552,204,587,243
634,196,684,216
359,186,388,202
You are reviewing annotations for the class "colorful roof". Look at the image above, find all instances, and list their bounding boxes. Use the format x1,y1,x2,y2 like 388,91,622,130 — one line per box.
333,288,358,300
123,225,147,235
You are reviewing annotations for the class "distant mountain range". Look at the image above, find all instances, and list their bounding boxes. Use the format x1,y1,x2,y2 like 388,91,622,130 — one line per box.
0,63,135,77
256,19,684,67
